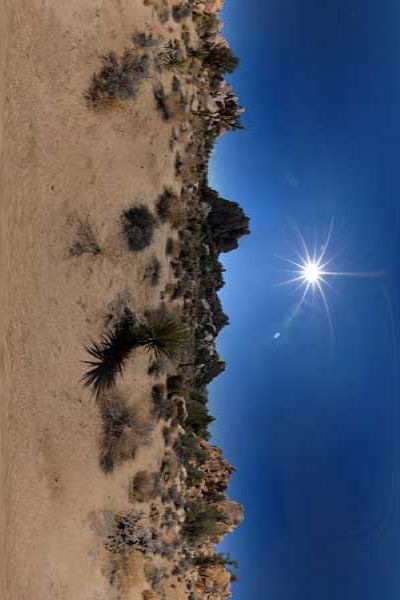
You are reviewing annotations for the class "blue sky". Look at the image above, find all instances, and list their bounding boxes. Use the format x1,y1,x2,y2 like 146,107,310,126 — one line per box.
208,1,400,598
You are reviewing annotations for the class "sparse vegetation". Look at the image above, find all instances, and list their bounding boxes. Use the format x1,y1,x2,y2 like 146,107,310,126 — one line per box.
203,44,240,75
132,32,160,48
83,311,187,395
152,384,174,420
99,393,153,473
144,564,166,589
122,205,157,252
69,219,100,256
153,84,170,120
82,312,137,397
86,50,150,108
183,500,228,543
137,310,188,361
144,256,162,286
156,188,186,228
172,3,191,22
129,471,161,502
165,237,174,255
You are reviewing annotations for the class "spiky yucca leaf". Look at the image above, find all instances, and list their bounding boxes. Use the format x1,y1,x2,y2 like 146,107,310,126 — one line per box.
82,315,137,396
137,310,188,361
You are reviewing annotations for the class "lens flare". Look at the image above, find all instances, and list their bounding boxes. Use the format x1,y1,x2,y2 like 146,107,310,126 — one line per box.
302,261,321,284
276,219,379,339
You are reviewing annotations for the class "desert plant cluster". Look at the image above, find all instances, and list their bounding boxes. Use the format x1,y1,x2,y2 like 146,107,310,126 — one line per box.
76,1,248,599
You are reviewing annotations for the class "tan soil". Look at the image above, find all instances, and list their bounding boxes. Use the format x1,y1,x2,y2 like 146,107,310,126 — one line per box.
1,1,194,598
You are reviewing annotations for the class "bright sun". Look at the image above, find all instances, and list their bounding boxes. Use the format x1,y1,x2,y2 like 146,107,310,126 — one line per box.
302,261,321,284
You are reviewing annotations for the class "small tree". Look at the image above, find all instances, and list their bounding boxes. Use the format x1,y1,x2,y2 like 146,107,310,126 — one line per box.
204,44,239,75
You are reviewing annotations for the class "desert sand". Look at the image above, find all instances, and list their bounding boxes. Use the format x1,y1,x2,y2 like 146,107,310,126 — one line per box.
1,1,246,599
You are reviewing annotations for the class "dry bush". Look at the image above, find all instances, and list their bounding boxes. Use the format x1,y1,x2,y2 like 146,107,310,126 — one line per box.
69,219,100,256
144,563,166,589
152,384,174,421
172,3,192,22
143,590,158,600
153,84,171,120
86,50,150,108
132,32,160,48
99,393,153,473
144,256,162,286
129,470,162,502
106,511,163,555
162,425,173,446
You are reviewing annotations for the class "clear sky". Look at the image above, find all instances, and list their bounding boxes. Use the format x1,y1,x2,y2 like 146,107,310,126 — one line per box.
209,1,400,598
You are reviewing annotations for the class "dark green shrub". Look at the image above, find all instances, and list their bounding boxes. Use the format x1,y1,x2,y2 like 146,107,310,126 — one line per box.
186,398,215,439
203,44,239,75
137,310,188,361
82,313,137,397
122,204,157,252
183,501,228,543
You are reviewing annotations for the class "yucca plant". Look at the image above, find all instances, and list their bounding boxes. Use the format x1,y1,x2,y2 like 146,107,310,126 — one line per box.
83,310,187,396
82,313,137,397
136,310,188,361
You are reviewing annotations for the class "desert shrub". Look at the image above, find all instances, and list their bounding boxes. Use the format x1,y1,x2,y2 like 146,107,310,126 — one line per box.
172,557,192,576
157,6,170,24
86,50,150,108
133,32,160,48
153,85,171,120
161,507,176,530
172,3,191,22
156,188,177,222
186,463,203,487
69,220,100,256
99,394,153,473
106,511,159,554
193,553,239,570
186,399,215,439
175,153,184,176
177,433,208,465
148,357,167,377
181,30,190,47
203,44,239,75
156,188,184,226
162,484,185,508
155,40,186,69
130,471,161,502
144,256,162,286
172,76,181,92
166,374,184,395
144,564,166,589
165,237,174,255
182,501,228,543
122,205,157,252
138,310,188,361
82,312,137,397
152,384,174,420
162,425,173,446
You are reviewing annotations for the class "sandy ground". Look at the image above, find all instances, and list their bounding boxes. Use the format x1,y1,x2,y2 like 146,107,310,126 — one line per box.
1,1,193,597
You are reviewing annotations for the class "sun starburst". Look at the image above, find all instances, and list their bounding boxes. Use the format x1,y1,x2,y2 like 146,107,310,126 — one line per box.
276,219,379,338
